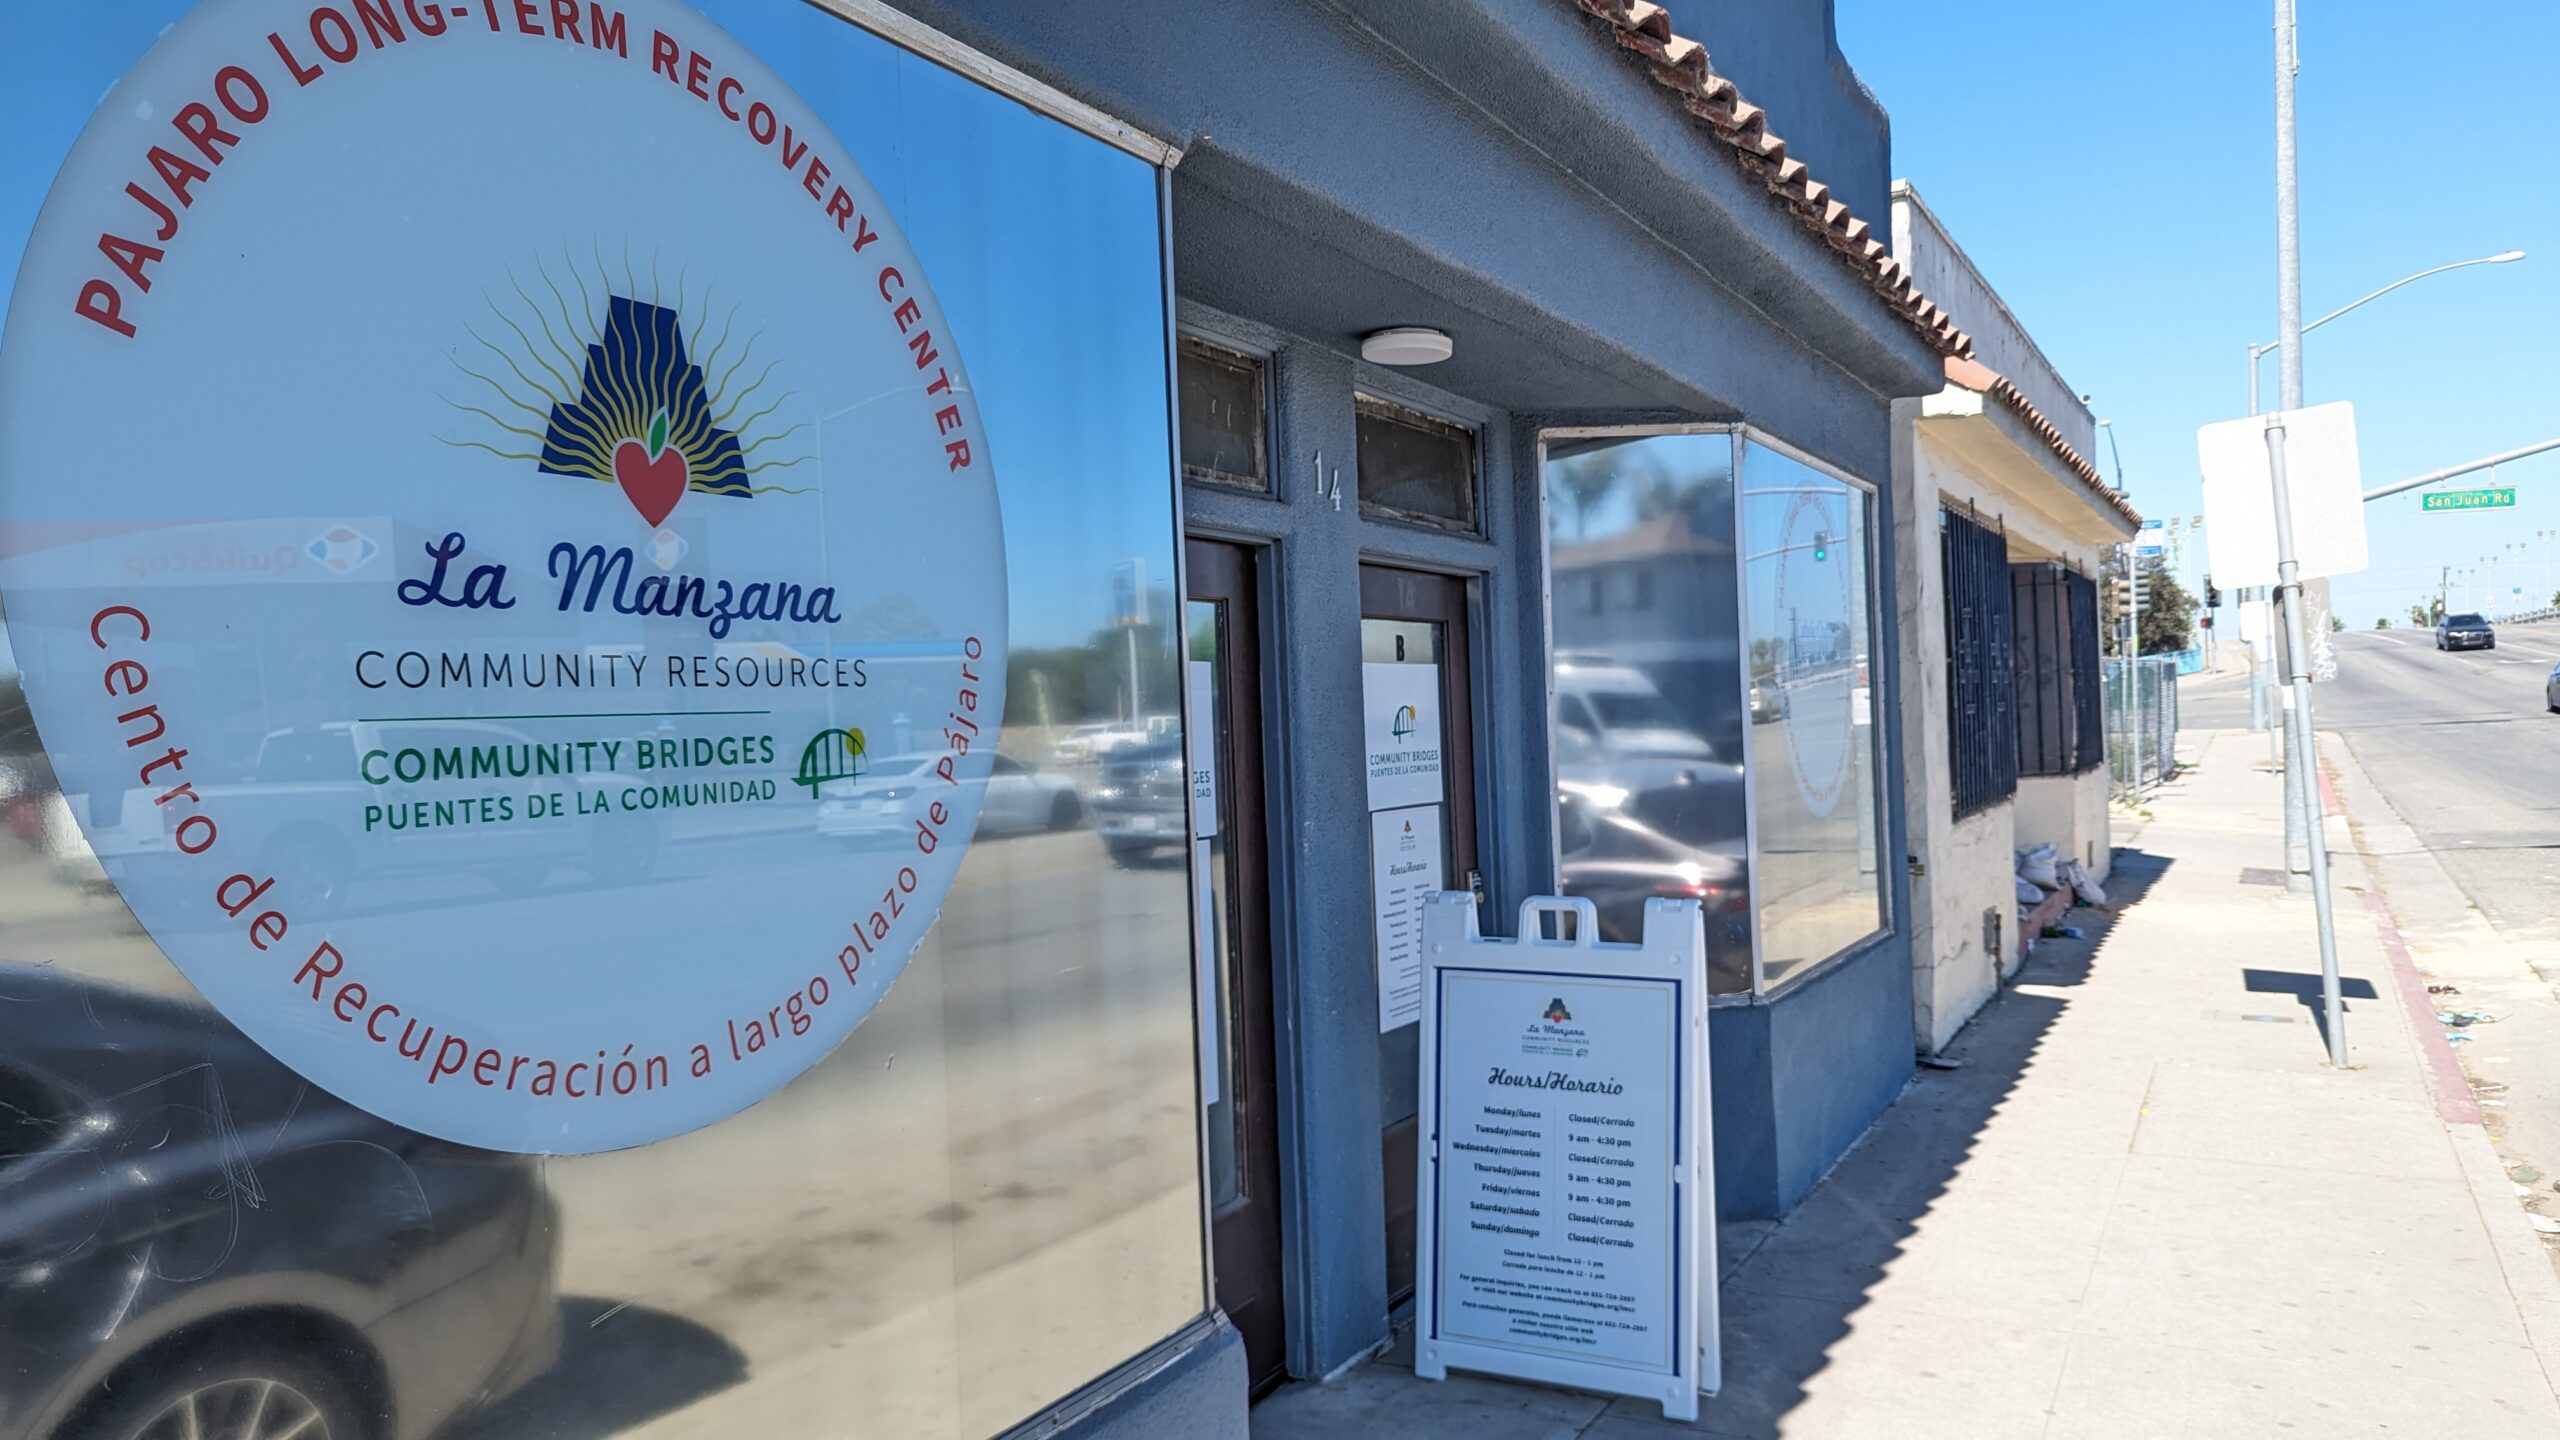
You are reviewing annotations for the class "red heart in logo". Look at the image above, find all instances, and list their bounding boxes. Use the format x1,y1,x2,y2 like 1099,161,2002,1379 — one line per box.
613,439,687,527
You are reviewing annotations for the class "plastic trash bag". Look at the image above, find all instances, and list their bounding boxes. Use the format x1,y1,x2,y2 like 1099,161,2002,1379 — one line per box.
2018,843,2060,890
2057,858,2107,907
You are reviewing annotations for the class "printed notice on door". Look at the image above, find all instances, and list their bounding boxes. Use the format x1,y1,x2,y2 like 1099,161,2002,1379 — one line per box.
1371,805,1443,1031
1433,970,1679,1372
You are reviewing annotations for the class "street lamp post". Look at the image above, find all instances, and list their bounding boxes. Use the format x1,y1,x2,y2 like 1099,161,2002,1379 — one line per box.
2246,249,2526,416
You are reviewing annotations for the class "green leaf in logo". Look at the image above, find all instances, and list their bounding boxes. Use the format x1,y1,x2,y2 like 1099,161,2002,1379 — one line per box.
646,407,670,460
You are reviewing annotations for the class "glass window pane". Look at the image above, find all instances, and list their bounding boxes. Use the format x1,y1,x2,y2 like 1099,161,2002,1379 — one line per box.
1542,433,1752,992
1361,617,1445,1129
0,6,1205,1438
1179,338,1267,490
1739,440,1887,988
1357,396,1477,532
1189,599,1242,1209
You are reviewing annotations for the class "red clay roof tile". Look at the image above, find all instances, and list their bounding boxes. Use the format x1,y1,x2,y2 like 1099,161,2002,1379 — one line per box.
1940,357,2144,527
1565,0,1973,358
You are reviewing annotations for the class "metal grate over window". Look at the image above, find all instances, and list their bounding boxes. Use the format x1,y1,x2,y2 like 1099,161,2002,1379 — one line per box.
2011,562,2104,777
1944,508,2018,818
2067,570,2104,774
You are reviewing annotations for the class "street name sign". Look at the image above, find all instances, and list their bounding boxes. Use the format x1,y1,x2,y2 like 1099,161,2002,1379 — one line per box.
2421,487,2517,512
1416,894,1715,1419
2197,401,2369,590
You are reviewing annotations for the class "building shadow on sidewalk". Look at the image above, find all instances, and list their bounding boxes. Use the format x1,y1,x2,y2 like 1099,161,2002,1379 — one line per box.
1252,854,2175,1439
1659,850,2173,1436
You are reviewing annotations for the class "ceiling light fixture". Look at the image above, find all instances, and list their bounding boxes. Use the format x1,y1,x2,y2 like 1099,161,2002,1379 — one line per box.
1360,327,1452,366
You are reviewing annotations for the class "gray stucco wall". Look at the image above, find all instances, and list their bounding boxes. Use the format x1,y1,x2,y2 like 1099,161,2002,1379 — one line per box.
874,0,1941,1406
882,0,1943,474
1670,0,1892,223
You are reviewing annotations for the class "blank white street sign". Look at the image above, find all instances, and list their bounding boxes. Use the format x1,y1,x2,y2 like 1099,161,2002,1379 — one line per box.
2197,401,2369,590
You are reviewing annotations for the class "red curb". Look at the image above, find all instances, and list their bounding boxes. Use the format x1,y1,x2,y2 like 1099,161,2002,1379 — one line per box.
2361,888,2484,1126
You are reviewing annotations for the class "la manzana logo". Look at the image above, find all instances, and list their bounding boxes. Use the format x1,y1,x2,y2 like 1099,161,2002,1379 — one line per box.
407,257,848,638
445,260,813,527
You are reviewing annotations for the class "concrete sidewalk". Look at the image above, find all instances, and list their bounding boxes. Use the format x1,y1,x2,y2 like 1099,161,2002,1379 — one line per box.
1253,730,2560,1438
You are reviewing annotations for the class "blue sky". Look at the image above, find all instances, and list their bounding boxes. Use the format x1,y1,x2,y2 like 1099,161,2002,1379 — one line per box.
1837,0,2560,627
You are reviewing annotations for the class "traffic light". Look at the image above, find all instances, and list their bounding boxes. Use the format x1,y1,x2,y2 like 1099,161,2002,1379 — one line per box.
2204,575,2222,609
1812,530,1831,561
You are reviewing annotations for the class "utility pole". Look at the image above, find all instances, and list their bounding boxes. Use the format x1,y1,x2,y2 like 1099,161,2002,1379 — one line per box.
2269,0,2347,1066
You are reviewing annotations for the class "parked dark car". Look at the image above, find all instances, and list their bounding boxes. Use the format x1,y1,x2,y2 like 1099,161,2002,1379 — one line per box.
1090,739,1186,867
2435,612,2495,651
0,965,560,1440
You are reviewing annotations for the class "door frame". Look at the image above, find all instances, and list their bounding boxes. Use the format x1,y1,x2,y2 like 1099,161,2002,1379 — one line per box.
1185,536,1292,1394
1357,560,1482,1308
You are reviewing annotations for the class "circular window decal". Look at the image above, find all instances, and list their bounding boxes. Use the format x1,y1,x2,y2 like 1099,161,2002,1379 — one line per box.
0,0,1006,1153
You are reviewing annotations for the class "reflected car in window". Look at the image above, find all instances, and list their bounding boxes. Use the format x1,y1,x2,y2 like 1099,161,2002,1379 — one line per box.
1556,781,1752,984
52,721,674,916
1554,659,1716,762
1089,739,1186,867
0,965,559,1440
814,752,1082,847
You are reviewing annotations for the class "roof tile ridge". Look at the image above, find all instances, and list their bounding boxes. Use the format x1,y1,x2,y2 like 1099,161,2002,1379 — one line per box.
1567,0,1974,358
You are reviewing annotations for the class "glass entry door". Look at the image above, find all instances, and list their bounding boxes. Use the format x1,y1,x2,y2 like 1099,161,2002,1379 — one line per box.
1358,563,1478,1304
1186,539,1287,1392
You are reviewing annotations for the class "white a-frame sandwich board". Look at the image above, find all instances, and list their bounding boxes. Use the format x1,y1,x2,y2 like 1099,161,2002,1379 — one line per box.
1414,893,1718,1420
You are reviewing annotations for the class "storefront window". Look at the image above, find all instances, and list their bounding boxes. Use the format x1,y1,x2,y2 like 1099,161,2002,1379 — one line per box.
1738,439,1888,987
0,5,1203,1439
1541,433,1753,992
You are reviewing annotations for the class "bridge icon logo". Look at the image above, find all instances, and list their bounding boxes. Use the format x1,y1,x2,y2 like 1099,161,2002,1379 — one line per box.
795,727,868,796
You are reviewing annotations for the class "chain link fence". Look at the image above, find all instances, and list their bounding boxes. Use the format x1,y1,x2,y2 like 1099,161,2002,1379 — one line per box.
2105,655,2179,791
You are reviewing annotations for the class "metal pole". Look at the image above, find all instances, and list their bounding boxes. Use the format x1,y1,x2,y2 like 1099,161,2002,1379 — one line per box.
2272,0,2311,894
2248,344,2261,418
2362,436,2560,501
2271,0,2346,1065
2265,416,2348,1065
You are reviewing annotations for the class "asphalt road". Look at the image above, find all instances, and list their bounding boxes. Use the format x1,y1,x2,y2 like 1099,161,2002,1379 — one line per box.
2186,622,2560,945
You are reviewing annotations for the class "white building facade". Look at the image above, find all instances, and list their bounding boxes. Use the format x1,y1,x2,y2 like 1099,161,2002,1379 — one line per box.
1888,184,2142,1053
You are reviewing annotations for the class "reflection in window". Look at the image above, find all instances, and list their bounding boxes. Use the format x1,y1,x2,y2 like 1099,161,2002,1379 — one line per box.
1178,337,1267,490
1740,440,1886,987
1357,396,1477,532
1543,433,1752,992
